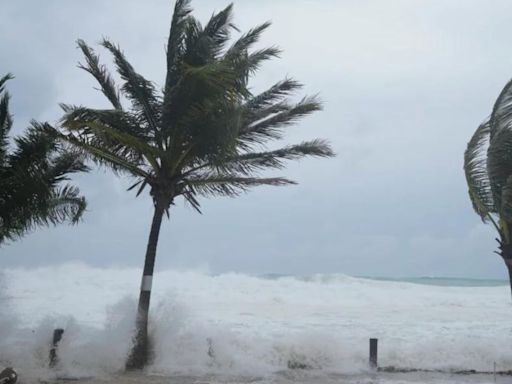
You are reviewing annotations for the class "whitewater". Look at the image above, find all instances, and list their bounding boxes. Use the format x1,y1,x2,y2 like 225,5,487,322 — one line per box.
0,263,511,383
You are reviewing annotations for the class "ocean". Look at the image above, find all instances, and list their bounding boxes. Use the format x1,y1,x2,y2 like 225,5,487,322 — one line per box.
0,263,510,383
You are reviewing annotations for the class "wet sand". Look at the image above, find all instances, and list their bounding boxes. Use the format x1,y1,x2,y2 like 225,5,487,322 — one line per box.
37,371,507,384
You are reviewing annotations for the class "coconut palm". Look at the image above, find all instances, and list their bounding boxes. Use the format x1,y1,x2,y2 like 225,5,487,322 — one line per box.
464,78,512,298
0,74,87,244
53,0,334,369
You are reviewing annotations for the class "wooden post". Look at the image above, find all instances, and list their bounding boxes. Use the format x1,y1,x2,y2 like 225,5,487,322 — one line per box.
49,328,64,368
369,338,378,369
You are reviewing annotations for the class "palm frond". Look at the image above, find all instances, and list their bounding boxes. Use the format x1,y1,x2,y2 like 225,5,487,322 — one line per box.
0,116,88,244
46,185,87,225
182,17,205,65
463,119,496,221
50,150,90,182
487,126,512,210
183,139,333,185
203,3,234,55
172,96,241,153
245,78,302,111
9,121,56,170
490,77,512,139
53,127,150,179
0,87,12,133
101,39,161,133
61,105,155,163
164,0,193,91
77,39,122,110
226,22,272,58
239,95,322,147
181,61,238,91
0,82,13,160
239,47,281,76
61,105,146,138
226,47,281,93
66,120,161,172
162,61,241,146
4,185,86,237
217,139,334,175
183,173,294,199
501,175,512,223
0,73,14,94
127,179,149,197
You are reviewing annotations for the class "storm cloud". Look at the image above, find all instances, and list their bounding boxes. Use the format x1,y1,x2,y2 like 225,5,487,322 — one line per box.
1,0,510,278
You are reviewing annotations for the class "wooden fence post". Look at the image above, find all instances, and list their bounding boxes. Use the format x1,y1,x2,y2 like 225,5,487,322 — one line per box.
49,328,64,368
369,338,378,370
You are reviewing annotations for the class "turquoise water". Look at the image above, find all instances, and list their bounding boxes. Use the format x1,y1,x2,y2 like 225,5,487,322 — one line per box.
362,276,508,287
260,273,508,287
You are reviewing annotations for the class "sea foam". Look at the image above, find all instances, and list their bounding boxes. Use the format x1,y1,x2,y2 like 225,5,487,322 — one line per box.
0,263,510,380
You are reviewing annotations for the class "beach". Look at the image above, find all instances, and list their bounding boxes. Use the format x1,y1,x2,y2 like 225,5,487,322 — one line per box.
37,371,512,384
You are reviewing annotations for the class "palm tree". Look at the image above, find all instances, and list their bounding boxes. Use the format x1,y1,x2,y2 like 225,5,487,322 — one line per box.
0,74,87,245
464,77,512,298
53,0,334,369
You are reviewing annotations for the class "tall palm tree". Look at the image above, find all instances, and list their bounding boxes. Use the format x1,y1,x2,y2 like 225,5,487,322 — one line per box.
464,77,512,298
0,74,87,244
53,0,334,369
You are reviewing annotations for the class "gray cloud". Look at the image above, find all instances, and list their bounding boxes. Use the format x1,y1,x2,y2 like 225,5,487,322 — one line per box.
1,0,509,278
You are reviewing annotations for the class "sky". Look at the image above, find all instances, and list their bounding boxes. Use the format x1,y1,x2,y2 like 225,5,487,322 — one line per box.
2,0,512,278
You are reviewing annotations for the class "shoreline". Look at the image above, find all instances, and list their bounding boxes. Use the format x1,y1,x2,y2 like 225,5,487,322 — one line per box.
35,370,510,384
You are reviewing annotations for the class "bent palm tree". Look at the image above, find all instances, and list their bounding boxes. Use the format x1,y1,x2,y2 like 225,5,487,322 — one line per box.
464,77,512,298
54,0,334,369
0,74,87,245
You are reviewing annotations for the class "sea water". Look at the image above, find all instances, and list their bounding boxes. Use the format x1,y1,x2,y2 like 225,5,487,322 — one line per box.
0,263,511,383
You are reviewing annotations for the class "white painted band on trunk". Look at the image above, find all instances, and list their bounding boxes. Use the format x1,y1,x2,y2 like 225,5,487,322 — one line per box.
141,275,153,291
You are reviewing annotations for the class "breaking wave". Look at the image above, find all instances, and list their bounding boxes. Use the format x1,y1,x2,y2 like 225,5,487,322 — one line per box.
0,263,511,381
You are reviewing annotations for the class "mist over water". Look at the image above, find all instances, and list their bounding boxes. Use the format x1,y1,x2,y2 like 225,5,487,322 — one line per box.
0,263,511,382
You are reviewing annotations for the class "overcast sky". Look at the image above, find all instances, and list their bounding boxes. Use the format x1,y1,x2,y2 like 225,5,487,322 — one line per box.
2,0,512,278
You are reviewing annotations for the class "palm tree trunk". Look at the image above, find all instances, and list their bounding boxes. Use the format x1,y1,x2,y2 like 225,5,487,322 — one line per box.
498,235,512,299
506,262,512,300
126,202,165,370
